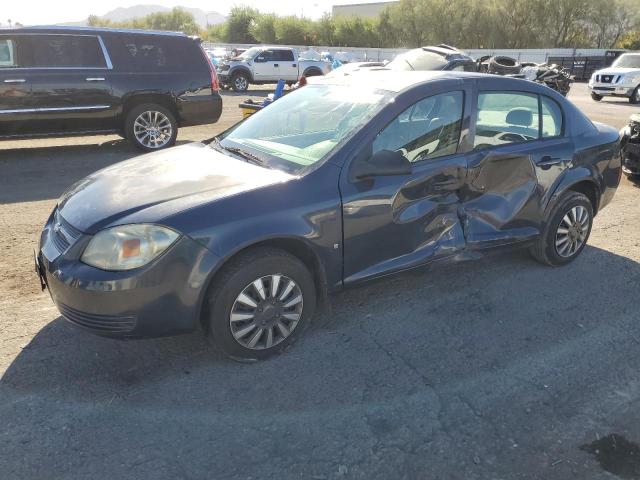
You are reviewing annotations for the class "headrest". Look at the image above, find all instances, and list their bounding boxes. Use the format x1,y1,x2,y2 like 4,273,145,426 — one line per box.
506,108,533,127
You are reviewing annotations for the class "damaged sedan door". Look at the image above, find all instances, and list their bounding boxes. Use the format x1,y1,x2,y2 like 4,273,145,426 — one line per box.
341,87,472,285
460,88,573,247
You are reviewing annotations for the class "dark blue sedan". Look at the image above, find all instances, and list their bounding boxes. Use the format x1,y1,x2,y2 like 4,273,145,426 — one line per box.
37,71,622,360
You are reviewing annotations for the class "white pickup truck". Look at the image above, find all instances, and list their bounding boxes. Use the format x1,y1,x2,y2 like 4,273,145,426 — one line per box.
216,46,331,92
588,52,640,104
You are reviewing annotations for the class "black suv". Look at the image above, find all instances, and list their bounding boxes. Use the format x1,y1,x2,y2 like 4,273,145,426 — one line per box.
0,27,222,151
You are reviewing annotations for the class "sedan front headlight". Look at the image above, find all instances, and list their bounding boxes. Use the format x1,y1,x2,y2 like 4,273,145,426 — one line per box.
81,224,180,271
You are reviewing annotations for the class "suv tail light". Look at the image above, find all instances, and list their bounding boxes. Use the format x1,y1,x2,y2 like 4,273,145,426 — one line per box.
200,46,219,92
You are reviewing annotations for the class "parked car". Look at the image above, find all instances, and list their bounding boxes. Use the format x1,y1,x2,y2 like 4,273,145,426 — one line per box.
387,45,477,72
588,52,640,104
216,46,331,92
620,113,640,177
0,26,222,151
36,71,621,360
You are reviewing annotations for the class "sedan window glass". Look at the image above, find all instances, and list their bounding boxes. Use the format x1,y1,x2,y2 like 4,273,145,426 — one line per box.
373,91,463,162
474,92,540,149
220,85,388,172
541,96,563,137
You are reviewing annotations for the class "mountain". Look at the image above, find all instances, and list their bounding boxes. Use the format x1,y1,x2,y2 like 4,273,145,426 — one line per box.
78,5,225,27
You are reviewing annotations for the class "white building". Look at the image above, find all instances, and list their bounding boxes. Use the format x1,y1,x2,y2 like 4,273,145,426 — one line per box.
331,2,397,19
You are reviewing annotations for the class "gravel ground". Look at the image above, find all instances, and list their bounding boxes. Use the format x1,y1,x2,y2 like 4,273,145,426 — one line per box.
1,83,640,480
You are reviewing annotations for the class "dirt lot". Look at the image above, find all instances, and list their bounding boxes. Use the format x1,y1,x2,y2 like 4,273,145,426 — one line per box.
1,83,640,479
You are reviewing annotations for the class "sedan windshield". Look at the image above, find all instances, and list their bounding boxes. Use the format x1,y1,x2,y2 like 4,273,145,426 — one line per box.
613,54,640,69
388,49,448,71
219,84,389,173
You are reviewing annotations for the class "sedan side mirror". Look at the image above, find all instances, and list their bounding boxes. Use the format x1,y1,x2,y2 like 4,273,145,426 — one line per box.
350,149,412,181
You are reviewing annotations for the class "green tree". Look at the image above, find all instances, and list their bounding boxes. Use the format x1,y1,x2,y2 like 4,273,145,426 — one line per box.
224,6,258,43
250,13,277,43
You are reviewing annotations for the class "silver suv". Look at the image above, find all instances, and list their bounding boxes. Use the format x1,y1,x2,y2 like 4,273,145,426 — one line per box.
588,53,640,104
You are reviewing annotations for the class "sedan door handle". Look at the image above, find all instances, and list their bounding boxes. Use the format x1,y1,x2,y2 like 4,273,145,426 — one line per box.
538,155,563,169
4,79,26,83
273,64,279,67
86,77,105,82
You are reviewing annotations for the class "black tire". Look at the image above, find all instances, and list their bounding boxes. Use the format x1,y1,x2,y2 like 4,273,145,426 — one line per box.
303,68,322,77
629,86,640,104
231,71,249,92
591,92,603,102
487,56,521,75
530,192,593,266
125,103,177,152
205,247,317,361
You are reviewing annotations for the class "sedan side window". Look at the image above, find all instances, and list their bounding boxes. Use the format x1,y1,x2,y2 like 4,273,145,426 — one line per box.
541,96,563,137
474,92,540,150
373,91,464,162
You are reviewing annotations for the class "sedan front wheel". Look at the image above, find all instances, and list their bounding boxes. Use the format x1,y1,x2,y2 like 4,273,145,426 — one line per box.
206,247,316,360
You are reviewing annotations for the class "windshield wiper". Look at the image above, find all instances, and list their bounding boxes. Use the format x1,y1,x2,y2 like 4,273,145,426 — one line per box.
222,145,269,167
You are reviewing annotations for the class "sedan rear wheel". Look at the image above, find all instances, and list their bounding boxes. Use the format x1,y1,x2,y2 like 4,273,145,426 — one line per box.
206,247,316,360
530,191,593,266
554,206,590,258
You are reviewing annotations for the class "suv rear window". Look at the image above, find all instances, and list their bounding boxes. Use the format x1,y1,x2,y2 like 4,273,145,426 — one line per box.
106,35,205,72
28,35,106,68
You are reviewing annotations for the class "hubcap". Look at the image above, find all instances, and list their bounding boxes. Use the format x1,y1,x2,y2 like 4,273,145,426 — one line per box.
133,111,172,149
234,76,247,90
229,275,303,350
555,205,590,258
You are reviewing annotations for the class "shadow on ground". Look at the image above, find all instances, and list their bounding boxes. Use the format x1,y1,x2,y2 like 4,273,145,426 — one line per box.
2,245,640,479
0,139,192,204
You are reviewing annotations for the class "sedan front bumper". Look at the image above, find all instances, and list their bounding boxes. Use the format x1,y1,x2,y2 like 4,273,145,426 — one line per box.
38,211,220,338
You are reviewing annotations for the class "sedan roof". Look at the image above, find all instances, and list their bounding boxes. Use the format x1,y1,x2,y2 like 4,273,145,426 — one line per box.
310,69,485,93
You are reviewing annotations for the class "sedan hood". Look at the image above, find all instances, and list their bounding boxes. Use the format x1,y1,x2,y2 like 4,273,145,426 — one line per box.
58,143,293,233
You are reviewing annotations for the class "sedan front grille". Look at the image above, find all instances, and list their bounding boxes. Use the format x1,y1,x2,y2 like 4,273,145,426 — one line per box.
58,303,137,335
51,210,83,254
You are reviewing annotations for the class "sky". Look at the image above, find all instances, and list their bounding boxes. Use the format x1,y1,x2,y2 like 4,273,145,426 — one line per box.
2,0,385,26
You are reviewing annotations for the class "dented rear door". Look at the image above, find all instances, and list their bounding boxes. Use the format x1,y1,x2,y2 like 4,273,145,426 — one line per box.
459,86,573,248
